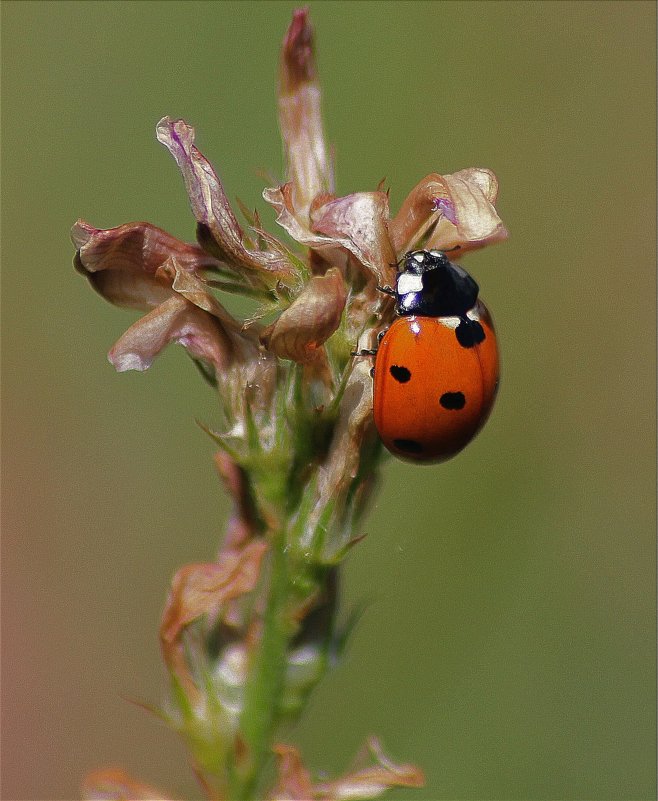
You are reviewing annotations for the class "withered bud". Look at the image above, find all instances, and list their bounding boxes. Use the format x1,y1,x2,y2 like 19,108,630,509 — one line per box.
278,7,332,218
281,7,316,87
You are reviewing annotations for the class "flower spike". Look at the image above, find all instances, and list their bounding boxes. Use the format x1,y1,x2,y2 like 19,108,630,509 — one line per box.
73,7,506,800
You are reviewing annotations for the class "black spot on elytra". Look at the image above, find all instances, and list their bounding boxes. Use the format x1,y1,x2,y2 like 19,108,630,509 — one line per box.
393,438,424,454
390,365,411,383
456,318,485,348
440,391,466,410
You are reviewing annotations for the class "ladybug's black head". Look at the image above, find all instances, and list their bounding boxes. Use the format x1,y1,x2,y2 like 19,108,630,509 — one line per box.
403,249,451,275
395,249,479,317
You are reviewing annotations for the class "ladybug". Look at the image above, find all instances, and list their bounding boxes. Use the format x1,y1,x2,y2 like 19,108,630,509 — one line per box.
370,249,499,463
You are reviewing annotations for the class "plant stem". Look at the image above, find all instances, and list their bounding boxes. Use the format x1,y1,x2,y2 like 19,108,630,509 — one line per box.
230,528,290,801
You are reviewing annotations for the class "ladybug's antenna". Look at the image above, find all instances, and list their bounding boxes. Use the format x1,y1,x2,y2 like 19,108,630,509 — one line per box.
388,253,407,272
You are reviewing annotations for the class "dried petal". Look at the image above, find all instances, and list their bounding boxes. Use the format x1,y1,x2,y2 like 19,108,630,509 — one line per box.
314,737,425,800
165,260,277,394
73,220,219,310
156,117,295,281
161,541,268,645
279,8,332,218
160,540,268,693
263,182,336,251
81,768,176,801
72,220,219,275
160,258,249,333
426,167,508,252
270,744,314,801
263,185,395,286
318,359,374,506
269,738,424,801
80,265,173,311
214,452,261,549
108,294,232,372
310,193,396,286
74,222,252,373
459,165,499,202
260,268,346,363
389,168,507,254
295,359,376,558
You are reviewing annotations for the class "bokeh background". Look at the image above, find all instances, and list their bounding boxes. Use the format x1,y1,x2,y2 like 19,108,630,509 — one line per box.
2,2,655,799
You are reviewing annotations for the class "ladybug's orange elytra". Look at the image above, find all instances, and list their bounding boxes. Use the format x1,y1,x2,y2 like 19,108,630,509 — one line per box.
371,249,499,463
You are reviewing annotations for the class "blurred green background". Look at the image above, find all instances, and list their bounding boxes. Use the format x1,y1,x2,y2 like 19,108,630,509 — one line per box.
2,2,655,799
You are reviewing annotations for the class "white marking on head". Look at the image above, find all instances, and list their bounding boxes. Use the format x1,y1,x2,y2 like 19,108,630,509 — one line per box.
412,251,425,263
428,249,442,257
397,273,423,294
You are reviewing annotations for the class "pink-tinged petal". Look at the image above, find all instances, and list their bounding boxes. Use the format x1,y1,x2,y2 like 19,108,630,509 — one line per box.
161,260,271,379
82,768,176,801
159,258,245,332
263,184,395,286
279,8,332,218
389,168,507,255
260,268,346,364
427,167,508,251
310,192,396,286
156,117,295,281
80,267,173,311
73,219,221,310
457,165,500,202
108,295,232,373
263,183,334,249
314,737,425,800
72,219,219,275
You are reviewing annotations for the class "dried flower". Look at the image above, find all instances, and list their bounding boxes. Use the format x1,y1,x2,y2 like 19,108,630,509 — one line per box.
82,768,177,801
270,738,425,801
160,539,268,701
74,7,506,801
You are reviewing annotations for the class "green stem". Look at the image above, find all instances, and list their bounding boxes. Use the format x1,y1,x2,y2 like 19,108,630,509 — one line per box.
229,529,290,801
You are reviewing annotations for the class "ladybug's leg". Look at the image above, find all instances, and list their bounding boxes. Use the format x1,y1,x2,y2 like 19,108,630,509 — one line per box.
376,285,395,296
351,327,388,357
